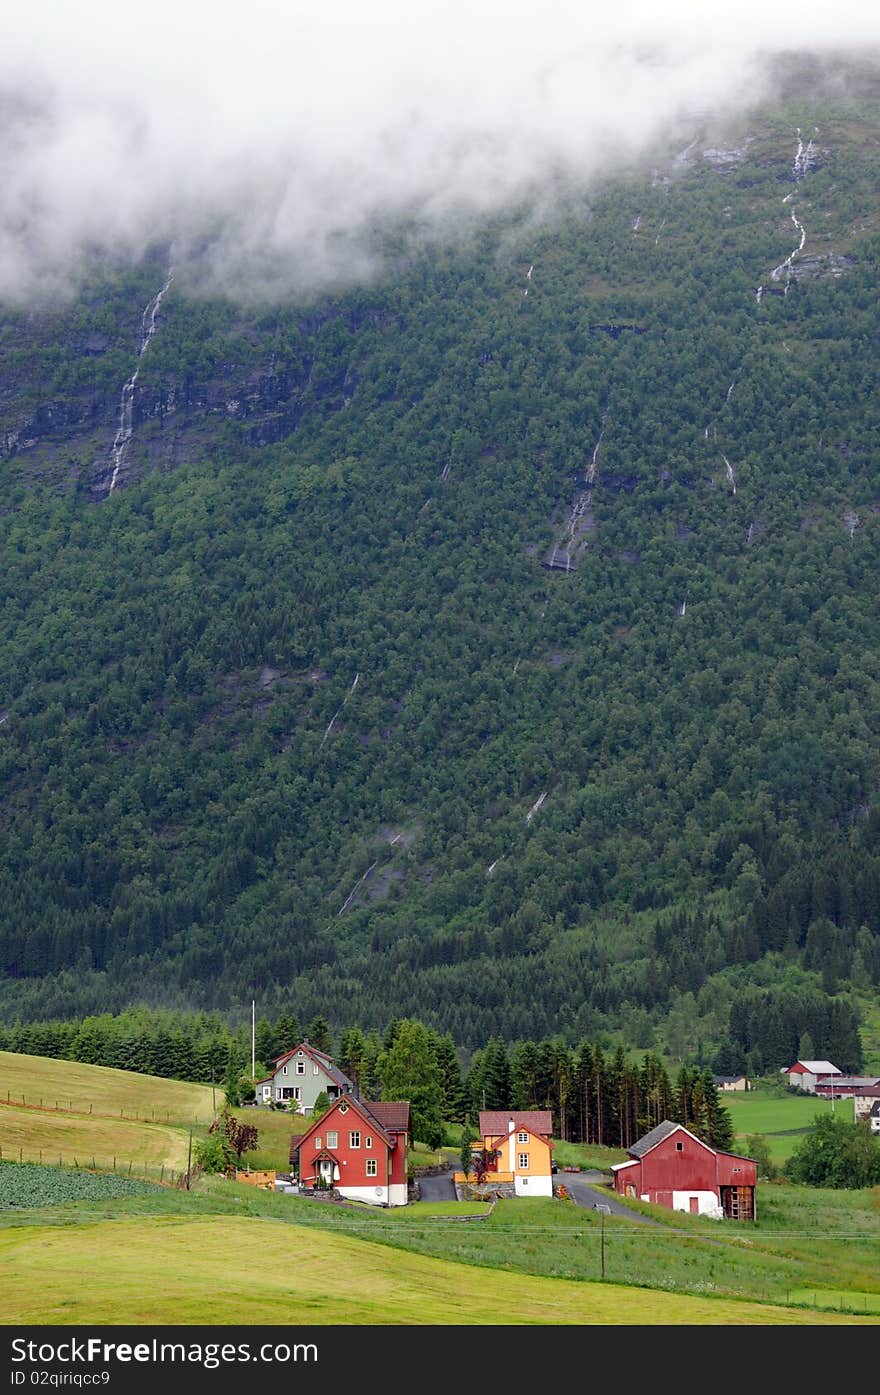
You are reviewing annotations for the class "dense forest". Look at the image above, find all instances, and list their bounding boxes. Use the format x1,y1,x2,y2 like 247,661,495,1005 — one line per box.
0,69,878,1067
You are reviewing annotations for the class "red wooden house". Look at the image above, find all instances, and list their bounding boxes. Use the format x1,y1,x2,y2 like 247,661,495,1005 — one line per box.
611,1120,757,1220
291,1095,411,1206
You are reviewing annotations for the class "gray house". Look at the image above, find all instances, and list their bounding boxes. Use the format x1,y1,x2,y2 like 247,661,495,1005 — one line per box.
254,1041,354,1113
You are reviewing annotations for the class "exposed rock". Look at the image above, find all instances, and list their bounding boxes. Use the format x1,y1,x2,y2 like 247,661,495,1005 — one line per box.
786,252,855,281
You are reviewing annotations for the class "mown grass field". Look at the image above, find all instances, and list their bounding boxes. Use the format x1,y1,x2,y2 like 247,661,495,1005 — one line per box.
0,1102,192,1175
3,1160,878,1321
1,1213,873,1326
722,1087,854,1164
0,1051,216,1123
723,1090,854,1135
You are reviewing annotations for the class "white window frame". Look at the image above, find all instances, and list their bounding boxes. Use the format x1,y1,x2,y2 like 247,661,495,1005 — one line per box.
326,1131,338,1148
296,1060,305,1075
365,1136,373,1149
517,1131,528,1143
315,1136,321,1150
313,1064,320,1075
349,1131,361,1149
366,1158,378,1177
518,1153,529,1170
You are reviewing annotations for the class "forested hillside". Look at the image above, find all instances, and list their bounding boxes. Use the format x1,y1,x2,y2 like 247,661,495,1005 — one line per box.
1,69,878,1067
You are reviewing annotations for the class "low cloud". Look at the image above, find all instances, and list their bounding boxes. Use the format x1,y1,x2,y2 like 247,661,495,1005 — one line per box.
1,1,878,301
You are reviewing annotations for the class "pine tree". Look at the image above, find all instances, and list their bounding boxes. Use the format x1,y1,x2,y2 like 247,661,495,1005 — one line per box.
305,1014,332,1054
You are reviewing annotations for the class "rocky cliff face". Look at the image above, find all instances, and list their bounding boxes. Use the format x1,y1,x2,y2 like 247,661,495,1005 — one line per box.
0,284,367,500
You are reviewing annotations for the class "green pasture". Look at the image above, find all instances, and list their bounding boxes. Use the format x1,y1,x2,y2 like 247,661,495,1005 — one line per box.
723,1090,854,1136
0,1050,215,1124
2,1213,873,1326
228,1106,307,1171
3,1164,878,1318
0,1102,192,1176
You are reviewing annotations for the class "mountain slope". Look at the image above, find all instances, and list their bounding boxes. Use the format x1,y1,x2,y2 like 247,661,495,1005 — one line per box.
1,76,879,1060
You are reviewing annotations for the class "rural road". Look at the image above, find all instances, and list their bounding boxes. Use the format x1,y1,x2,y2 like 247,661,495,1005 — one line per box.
416,1167,657,1224
560,1171,661,1224
417,1170,457,1201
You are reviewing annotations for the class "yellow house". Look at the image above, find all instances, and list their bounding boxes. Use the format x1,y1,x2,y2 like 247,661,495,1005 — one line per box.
478,1111,555,1197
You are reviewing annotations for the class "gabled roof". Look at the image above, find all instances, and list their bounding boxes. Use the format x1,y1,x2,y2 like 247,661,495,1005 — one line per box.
624,1120,755,1165
479,1110,553,1138
714,1075,747,1084
490,1120,554,1152
292,1094,409,1152
269,1041,354,1090
627,1120,688,1157
788,1060,840,1075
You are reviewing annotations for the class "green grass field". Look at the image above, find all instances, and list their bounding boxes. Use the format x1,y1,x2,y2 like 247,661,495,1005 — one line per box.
0,1102,192,1175
1,1213,873,1326
0,1050,216,1123
722,1087,855,1164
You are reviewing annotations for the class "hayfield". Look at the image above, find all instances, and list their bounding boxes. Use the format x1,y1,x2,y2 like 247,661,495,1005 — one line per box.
0,1051,215,1123
0,1102,193,1173
723,1090,854,1136
2,1214,874,1326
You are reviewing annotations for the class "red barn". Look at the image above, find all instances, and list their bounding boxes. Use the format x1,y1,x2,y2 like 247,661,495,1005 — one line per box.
291,1095,410,1206
611,1120,757,1220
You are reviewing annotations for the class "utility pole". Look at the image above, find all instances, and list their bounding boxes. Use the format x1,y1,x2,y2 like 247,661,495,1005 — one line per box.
251,999,256,1080
600,1210,606,1280
186,1126,193,1191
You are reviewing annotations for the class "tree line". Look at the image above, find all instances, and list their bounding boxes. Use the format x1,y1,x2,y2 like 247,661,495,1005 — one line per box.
1,1008,736,1152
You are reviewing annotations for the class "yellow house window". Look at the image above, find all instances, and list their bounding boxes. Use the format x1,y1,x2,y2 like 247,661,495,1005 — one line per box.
518,1153,529,1169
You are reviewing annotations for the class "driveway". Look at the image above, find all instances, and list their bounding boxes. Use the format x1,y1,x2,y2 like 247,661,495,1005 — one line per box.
416,1170,457,1201
560,1171,660,1224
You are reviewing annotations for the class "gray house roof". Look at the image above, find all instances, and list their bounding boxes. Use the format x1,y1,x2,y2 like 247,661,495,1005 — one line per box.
626,1120,684,1158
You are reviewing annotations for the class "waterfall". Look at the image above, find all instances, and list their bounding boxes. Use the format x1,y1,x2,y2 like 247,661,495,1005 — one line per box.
107,268,174,494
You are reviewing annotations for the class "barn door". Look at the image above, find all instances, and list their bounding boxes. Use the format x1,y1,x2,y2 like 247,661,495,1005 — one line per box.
688,1196,699,1214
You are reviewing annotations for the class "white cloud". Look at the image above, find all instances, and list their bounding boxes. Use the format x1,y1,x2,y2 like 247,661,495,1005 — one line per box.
1,1,877,300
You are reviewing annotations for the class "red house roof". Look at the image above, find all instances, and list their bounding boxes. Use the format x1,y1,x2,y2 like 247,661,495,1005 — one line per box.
479,1110,553,1138
293,1095,410,1154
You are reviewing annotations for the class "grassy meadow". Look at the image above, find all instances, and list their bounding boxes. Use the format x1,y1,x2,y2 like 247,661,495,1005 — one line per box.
722,1086,854,1164
0,1050,216,1123
1,1212,873,1326
0,1103,192,1174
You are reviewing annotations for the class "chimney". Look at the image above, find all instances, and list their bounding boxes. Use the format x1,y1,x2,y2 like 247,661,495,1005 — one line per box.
508,1118,515,1133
